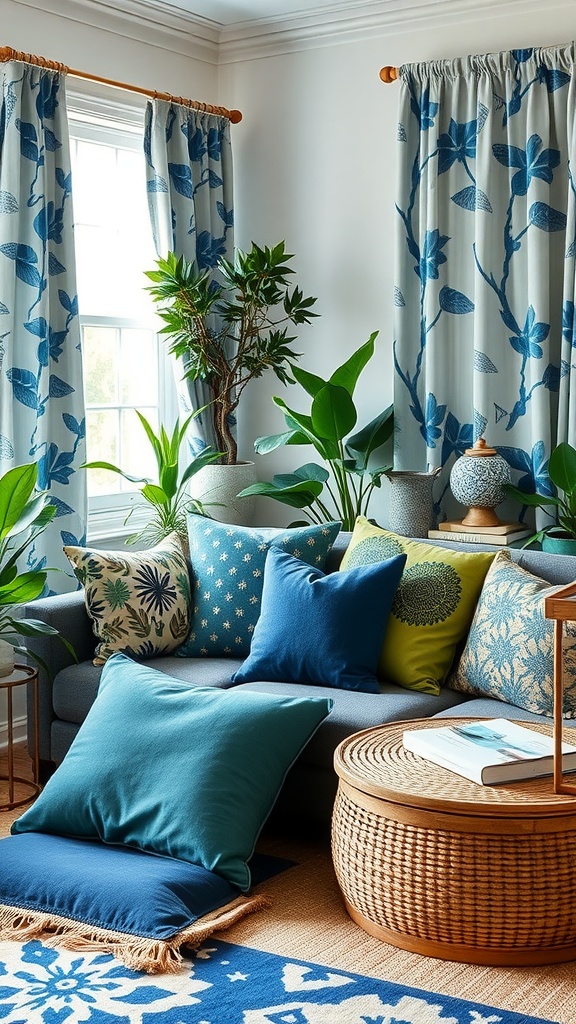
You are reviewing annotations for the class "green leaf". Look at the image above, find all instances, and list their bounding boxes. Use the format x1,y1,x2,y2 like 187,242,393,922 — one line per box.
549,442,576,496
503,483,562,509
311,383,357,442
141,483,169,506
346,405,394,468
238,480,321,509
0,571,47,605
82,462,149,486
329,332,378,396
291,364,327,398
0,464,38,541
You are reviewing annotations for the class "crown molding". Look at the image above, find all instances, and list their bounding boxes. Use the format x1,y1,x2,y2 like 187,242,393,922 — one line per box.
10,0,575,66
11,0,220,64
218,0,574,63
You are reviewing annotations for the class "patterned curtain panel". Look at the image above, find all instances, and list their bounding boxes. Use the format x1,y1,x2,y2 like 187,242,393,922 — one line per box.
144,100,234,453
0,60,86,593
394,44,576,520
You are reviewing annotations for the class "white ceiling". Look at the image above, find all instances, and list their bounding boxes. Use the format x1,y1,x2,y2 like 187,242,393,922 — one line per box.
140,0,377,28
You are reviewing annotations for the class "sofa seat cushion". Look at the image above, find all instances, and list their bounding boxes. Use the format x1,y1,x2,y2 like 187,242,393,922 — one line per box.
52,656,242,725
230,680,469,769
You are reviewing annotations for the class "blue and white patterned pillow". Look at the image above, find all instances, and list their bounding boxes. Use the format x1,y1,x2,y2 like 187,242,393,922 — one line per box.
448,551,576,717
177,517,341,658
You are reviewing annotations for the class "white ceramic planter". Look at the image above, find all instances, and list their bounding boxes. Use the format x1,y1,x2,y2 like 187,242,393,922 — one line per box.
0,638,15,678
187,461,257,526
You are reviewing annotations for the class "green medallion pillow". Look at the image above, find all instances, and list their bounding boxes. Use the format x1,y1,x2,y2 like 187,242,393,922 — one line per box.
340,517,496,694
448,551,576,717
64,533,191,666
12,653,332,891
178,516,341,658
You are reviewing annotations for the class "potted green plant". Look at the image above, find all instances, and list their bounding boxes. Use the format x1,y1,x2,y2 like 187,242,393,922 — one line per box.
0,463,74,677
238,332,394,531
144,242,318,524
82,411,222,550
504,441,576,553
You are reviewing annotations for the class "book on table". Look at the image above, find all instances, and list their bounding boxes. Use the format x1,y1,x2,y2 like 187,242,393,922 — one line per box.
427,528,531,546
402,718,576,785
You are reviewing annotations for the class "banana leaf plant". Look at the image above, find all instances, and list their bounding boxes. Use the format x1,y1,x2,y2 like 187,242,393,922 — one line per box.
0,463,75,673
82,411,223,549
504,441,576,545
239,332,393,531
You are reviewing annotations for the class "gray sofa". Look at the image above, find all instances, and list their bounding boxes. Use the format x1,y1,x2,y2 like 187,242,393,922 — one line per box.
23,533,576,825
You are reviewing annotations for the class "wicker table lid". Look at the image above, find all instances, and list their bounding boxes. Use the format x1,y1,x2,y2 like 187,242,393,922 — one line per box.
334,719,576,818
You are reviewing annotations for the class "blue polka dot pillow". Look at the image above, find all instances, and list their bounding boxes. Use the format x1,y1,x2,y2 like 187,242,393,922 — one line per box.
448,550,576,717
177,517,341,658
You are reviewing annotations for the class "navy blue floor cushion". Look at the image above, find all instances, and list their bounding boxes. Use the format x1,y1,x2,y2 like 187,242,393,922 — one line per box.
0,833,269,973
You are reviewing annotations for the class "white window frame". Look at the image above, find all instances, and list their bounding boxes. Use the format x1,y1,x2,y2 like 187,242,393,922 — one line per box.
67,82,178,545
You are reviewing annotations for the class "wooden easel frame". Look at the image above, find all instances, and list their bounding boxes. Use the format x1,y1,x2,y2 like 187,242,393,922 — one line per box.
545,581,576,794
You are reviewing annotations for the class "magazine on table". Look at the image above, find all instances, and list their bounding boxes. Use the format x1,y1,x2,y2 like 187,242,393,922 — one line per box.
402,718,576,785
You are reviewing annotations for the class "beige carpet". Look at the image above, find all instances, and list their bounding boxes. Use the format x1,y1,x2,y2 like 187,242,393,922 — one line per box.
2,754,575,1023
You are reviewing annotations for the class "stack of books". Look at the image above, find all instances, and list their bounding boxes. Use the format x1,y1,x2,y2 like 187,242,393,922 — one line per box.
427,521,531,546
403,718,576,785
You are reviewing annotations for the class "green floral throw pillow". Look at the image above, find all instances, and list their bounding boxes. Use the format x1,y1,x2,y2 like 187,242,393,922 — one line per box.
64,533,191,665
340,517,495,694
448,551,576,717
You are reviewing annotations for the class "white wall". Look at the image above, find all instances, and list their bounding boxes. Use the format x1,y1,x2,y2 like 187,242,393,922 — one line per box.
220,0,575,525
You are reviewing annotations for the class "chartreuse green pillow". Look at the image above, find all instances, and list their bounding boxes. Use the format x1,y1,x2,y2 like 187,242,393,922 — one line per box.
12,654,332,891
340,517,496,695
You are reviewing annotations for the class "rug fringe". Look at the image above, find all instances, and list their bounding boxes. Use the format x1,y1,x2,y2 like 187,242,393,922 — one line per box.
0,894,271,974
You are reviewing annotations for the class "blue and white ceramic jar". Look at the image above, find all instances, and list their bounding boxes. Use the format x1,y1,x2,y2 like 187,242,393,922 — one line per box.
450,438,510,527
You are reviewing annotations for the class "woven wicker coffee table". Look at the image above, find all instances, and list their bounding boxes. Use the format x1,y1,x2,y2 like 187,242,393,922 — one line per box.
332,718,576,966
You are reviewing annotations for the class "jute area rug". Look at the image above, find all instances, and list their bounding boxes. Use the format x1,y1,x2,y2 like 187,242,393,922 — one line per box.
2,768,575,1023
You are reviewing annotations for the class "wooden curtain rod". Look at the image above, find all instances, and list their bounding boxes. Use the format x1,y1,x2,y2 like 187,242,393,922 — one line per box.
0,45,243,123
380,66,399,83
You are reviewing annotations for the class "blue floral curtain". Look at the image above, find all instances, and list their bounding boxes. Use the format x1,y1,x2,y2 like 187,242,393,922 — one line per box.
0,60,86,593
144,100,234,453
394,43,576,521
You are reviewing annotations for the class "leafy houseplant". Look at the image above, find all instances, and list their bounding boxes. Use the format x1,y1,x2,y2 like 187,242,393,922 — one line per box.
82,411,222,549
504,441,576,549
145,242,318,466
239,332,394,532
0,463,74,676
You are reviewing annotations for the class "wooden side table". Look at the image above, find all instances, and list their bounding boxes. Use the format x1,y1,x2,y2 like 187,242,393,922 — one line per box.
0,664,40,811
332,719,576,966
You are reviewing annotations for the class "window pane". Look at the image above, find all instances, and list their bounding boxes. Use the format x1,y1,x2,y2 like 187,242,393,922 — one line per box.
73,140,117,225
83,325,118,404
121,407,158,483
85,410,119,495
120,329,158,405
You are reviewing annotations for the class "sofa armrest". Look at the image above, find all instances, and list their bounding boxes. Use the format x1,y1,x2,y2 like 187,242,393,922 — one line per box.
22,589,95,763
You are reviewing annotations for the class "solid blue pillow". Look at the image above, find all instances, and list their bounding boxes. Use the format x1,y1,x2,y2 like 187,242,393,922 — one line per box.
178,517,341,657
12,654,332,891
232,546,407,693
0,833,239,940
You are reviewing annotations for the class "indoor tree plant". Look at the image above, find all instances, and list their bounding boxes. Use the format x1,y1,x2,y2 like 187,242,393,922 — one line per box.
238,332,394,531
82,411,222,550
144,241,318,468
0,463,74,677
503,440,576,553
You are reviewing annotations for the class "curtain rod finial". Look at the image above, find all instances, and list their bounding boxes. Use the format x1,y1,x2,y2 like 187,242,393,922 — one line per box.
229,109,243,124
380,66,398,83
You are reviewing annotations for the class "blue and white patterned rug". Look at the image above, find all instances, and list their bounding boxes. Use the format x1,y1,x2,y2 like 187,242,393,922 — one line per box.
0,936,559,1023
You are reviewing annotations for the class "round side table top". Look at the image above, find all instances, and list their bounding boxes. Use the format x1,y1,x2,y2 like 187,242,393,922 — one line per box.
0,663,37,687
334,718,576,818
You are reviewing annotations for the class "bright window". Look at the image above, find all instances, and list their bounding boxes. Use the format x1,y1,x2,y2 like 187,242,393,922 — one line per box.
67,85,177,541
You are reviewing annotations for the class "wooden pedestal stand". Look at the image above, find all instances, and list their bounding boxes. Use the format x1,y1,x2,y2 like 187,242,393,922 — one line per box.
545,581,576,794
